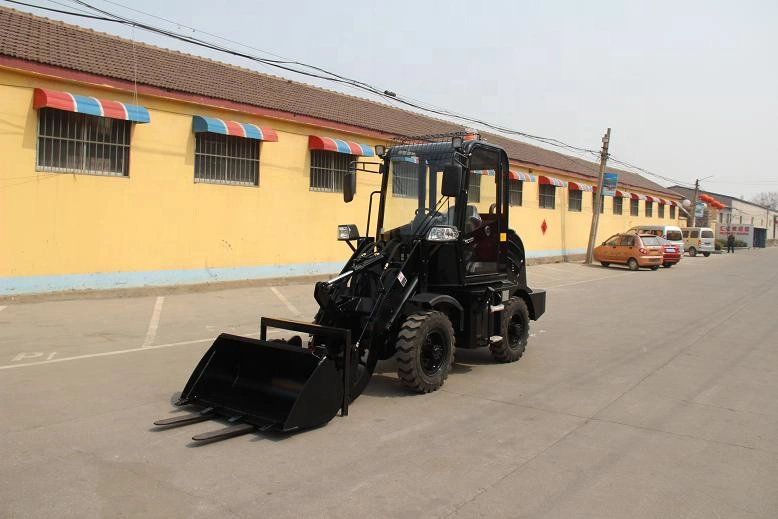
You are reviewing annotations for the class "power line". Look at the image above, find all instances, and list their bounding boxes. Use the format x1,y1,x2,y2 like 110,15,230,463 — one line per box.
7,0,688,187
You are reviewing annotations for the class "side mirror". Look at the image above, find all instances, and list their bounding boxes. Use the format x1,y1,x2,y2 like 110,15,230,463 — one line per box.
441,164,463,197
343,170,356,203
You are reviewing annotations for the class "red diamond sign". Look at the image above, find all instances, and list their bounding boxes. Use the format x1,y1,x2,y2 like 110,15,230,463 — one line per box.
541,219,548,235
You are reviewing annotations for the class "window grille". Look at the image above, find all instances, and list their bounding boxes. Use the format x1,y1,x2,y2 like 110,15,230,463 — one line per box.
468,173,481,203
659,204,665,218
670,205,676,219
508,179,523,206
613,197,623,215
568,190,582,212
195,132,259,186
310,150,353,192
645,201,653,217
392,162,418,198
630,199,639,216
539,184,556,209
37,108,130,176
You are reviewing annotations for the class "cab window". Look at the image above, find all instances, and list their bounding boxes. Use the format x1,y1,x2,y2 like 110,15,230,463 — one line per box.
605,235,620,246
691,230,700,238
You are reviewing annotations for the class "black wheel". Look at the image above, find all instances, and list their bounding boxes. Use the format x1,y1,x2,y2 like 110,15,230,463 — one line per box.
689,247,697,257
396,311,455,393
490,298,529,363
703,252,710,257
663,263,672,268
627,258,639,271
600,261,610,267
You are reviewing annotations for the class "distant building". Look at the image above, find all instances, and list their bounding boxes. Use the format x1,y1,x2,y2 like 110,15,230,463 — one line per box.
668,186,778,247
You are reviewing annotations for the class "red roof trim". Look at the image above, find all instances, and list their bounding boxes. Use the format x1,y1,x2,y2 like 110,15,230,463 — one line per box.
0,55,396,141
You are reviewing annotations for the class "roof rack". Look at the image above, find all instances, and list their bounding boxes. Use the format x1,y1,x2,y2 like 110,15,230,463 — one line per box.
393,131,482,146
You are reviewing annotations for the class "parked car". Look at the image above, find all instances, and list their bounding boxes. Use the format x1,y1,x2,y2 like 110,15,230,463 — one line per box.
658,237,682,267
681,227,715,257
594,233,664,271
627,224,684,254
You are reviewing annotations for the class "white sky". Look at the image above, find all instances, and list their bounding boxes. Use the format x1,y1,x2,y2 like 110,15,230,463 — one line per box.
11,0,778,199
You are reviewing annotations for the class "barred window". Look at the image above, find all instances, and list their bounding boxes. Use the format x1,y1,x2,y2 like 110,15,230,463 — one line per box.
630,199,639,216
539,184,556,209
670,205,676,219
645,201,653,217
37,108,130,176
468,173,481,203
509,179,523,206
568,190,582,212
392,162,418,199
310,150,354,192
613,196,623,215
195,133,259,186
659,204,665,218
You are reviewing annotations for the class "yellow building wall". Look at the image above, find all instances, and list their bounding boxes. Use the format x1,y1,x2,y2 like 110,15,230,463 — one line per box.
0,68,677,294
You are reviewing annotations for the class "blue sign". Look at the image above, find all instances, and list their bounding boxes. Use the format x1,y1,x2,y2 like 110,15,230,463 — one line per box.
602,172,619,196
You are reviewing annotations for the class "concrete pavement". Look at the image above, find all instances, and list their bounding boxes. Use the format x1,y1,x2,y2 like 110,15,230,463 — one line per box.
1,249,776,518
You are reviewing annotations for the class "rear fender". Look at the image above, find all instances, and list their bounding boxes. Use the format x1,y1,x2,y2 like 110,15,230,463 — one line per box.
513,288,546,321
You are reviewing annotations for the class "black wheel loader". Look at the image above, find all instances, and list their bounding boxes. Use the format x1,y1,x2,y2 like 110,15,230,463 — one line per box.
154,135,546,442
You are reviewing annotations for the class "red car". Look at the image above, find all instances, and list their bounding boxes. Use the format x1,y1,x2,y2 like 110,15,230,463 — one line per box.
659,237,682,268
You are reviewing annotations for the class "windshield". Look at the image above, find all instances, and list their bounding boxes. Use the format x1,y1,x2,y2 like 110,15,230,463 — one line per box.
380,143,457,239
640,236,660,246
701,230,714,238
666,230,682,241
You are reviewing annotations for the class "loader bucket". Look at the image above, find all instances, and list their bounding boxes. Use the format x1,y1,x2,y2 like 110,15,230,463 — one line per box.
178,333,344,432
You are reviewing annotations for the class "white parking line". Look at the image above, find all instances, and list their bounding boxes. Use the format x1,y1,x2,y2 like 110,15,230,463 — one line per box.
270,286,301,316
0,329,285,371
142,296,165,347
546,271,632,289
0,306,7,312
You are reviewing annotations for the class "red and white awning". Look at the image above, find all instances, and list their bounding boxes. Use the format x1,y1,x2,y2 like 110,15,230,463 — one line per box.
192,116,278,141
33,87,150,123
630,193,647,201
568,181,594,192
510,170,536,182
538,175,567,187
309,135,375,156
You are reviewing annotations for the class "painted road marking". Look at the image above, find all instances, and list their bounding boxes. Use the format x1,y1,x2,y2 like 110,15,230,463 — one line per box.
0,329,284,371
142,296,164,347
0,306,7,312
270,286,301,316
546,272,631,289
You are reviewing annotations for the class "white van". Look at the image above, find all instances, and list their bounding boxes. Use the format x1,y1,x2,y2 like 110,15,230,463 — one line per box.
627,225,684,253
682,227,715,257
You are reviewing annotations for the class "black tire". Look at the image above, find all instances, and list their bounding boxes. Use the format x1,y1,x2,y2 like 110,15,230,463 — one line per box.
663,263,672,268
396,311,455,393
703,252,710,257
600,261,610,267
627,258,639,271
650,266,659,271
689,247,697,257
490,298,529,363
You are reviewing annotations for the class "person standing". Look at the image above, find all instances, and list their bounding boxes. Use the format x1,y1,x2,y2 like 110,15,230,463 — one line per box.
727,233,735,254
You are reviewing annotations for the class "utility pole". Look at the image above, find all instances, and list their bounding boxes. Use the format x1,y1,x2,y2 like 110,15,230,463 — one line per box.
690,178,700,227
585,128,611,264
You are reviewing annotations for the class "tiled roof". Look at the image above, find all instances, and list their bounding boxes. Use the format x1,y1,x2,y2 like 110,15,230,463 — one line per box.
0,6,676,196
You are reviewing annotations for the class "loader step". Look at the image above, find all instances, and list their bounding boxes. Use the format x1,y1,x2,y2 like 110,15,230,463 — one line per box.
489,335,503,344
153,409,214,427
192,423,256,443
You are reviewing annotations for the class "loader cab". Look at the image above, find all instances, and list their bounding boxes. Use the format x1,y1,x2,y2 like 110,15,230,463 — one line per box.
377,139,510,288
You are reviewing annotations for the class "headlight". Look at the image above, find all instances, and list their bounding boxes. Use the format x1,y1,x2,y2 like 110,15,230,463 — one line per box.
426,226,460,242
337,224,359,241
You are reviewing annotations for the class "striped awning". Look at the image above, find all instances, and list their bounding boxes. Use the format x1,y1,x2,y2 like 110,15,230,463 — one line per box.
657,197,668,205
509,170,536,182
472,169,496,176
33,87,150,123
644,195,657,203
538,175,567,187
630,193,647,201
568,181,594,192
615,190,631,198
309,135,375,157
192,116,278,141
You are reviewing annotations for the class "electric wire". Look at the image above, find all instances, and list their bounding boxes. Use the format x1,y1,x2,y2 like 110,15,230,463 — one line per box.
4,0,698,190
